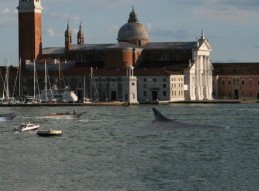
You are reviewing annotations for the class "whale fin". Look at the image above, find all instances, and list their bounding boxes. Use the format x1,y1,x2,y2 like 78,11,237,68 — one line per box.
152,108,171,121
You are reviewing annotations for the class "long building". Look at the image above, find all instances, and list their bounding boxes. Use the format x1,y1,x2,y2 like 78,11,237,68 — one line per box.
12,0,215,104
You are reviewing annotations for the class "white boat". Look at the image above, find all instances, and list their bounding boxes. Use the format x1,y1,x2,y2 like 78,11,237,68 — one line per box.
0,113,16,122
17,122,40,132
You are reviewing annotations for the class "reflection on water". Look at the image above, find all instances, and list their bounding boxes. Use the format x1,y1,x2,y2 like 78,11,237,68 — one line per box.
0,104,259,191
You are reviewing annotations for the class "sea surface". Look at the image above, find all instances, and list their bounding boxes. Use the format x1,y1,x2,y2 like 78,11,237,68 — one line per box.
0,104,259,191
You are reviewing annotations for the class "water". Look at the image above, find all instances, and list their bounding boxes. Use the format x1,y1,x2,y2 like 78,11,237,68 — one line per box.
0,104,259,191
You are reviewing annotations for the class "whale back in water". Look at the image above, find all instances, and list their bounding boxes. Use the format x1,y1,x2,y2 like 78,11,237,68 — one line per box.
148,108,216,129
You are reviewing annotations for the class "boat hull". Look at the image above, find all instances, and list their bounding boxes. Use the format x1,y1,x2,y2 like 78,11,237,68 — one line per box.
45,113,82,119
37,129,62,137
0,113,16,122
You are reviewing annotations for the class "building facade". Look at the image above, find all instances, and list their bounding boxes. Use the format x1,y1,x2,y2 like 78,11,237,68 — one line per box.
213,63,259,100
14,0,215,103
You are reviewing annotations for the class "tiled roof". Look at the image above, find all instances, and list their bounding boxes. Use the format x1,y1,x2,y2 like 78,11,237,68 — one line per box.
106,42,139,49
145,42,196,49
213,62,259,75
71,44,113,51
42,47,65,55
135,68,184,76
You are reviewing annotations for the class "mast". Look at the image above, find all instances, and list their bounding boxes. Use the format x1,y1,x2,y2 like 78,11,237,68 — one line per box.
5,59,10,101
33,60,36,100
44,61,48,100
18,58,21,97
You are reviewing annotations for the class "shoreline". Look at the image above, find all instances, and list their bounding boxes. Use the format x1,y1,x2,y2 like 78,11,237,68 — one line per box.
0,99,256,107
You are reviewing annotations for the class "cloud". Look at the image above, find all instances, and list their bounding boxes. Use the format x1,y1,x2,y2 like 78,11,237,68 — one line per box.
171,0,259,23
47,29,55,37
0,5,17,26
107,25,119,33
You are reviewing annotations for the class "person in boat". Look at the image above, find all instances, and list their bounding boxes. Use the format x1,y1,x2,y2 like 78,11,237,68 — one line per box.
71,109,75,114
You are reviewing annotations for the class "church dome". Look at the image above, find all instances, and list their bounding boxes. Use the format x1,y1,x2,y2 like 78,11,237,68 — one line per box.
118,22,148,41
118,8,148,42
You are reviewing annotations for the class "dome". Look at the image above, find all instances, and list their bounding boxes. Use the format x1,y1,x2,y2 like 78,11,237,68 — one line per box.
118,22,148,41
117,7,149,42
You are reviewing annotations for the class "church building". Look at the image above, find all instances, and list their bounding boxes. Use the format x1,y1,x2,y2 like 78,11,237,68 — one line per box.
16,0,214,103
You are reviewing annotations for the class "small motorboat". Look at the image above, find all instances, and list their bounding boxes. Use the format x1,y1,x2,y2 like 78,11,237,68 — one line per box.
37,129,62,137
16,122,40,132
45,110,82,119
0,113,16,122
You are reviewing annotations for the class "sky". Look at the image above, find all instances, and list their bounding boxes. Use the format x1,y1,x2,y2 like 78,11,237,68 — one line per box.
0,0,259,66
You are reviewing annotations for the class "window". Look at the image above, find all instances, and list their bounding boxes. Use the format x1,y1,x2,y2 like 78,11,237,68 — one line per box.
163,84,166,88
163,91,167,96
242,80,245,85
144,91,146,96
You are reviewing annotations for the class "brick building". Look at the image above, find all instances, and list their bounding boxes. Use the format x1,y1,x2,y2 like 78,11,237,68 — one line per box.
13,0,214,103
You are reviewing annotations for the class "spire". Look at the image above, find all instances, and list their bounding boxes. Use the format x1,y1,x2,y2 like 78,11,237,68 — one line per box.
65,21,72,51
201,29,205,40
77,22,85,45
65,21,72,36
128,6,138,23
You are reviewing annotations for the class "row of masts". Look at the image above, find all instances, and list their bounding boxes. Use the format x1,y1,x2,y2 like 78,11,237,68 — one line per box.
1,59,96,103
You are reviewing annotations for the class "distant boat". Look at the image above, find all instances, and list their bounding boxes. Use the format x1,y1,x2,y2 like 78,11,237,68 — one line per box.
15,122,39,132
37,129,62,137
0,113,16,122
45,110,82,119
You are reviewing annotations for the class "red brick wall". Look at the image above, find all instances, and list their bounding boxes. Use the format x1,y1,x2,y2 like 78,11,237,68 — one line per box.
19,12,42,68
217,76,259,99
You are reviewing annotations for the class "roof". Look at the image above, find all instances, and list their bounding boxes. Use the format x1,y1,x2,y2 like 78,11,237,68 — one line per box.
213,62,259,75
135,68,184,76
144,42,196,49
42,47,65,55
118,22,149,41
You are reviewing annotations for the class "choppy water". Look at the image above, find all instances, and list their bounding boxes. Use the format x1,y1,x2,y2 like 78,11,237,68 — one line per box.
0,104,259,191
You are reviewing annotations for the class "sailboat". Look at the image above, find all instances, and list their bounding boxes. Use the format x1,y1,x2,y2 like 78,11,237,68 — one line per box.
36,61,78,103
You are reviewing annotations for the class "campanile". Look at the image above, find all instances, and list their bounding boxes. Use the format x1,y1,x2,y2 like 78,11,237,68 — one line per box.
17,0,43,69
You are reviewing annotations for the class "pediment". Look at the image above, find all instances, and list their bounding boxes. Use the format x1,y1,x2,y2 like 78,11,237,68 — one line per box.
198,40,212,52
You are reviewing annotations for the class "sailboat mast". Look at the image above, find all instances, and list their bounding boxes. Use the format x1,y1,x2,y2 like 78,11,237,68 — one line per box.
18,58,21,97
44,61,48,101
34,60,36,100
5,59,10,100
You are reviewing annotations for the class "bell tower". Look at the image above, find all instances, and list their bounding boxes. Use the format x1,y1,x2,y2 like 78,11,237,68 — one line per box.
17,0,43,69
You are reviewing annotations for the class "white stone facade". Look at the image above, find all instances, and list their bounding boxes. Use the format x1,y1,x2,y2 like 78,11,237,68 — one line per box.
184,31,213,100
137,75,185,102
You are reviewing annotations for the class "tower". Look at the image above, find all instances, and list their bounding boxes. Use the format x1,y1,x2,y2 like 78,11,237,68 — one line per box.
77,23,85,45
65,22,72,52
17,0,43,69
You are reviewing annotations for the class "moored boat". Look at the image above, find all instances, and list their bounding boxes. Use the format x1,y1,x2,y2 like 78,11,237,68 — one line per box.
45,110,82,119
15,122,40,132
0,113,16,122
37,129,62,137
